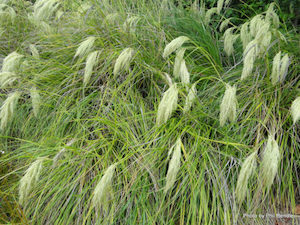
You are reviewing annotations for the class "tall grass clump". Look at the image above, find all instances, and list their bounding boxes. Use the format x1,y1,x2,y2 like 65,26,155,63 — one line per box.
0,0,299,224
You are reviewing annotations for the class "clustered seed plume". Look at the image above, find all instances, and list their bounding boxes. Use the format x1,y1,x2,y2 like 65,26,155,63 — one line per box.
291,97,300,124
173,48,186,79
219,84,237,126
165,137,182,193
271,52,290,84
223,27,239,56
259,135,280,190
204,7,217,25
113,47,135,76
236,151,257,203
163,36,189,59
30,87,41,117
84,51,99,86
92,164,116,210
183,83,197,114
156,83,178,125
19,158,44,205
74,36,96,59
0,91,21,130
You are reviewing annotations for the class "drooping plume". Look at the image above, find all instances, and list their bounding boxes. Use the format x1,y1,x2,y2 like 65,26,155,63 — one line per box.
84,51,99,86
219,84,237,126
0,91,21,130
291,96,300,124
163,36,189,59
113,47,135,76
74,36,96,59
183,83,197,114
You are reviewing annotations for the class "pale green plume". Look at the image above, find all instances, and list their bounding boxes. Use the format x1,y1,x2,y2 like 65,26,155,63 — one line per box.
0,91,20,130
183,83,197,114
30,87,41,117
279,53,289,82
220,18,231,32
19,158,44,205
29,44,39,59
163,36,189,58
74,36,96,59
260,135,280,190
266,3,279,28
223,27,239,56
249,15,263,37
123,16,140,33
271,51,281,85
219,84,237,126
205,7,217,24
1,51,24,72
173,48,186,79
92,164,116,210
179,60,190,85
33,0,60,22
236,151,257,203
165,137,182,193
113,47,135,76
241,40,257,80
156,84,178,125
0,72,17,88
217,0,224,14
84,51,99,86
291,96,300,124
240,22,251,49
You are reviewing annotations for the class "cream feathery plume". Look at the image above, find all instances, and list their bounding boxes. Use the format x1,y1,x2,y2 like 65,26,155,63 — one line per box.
217,0,224,14
260,135,280,190
163,36,189,59
74,36,96,59
279,53,289,82
173,48,186,79
156,83,178,125
236,151,257,204
249,15,263,37
113,47,134,76
240,22,251,49
123,16,140,33
291,96,300,124
83,51,99,86
1,51,24,72
219,84,237,126
92,164,116,210
204,7,218,25
266,3,279,28
241,40,257,80
29,44,39,59
165,137,182,193
30,87,41,117
224,27,239,56
255,20,270,42
19,158,44,205
33,0,60,21
183,83,197,114
179,59,190,85
271,51,281,85
0,91,20,130
0,72,17,88
219,18,231,32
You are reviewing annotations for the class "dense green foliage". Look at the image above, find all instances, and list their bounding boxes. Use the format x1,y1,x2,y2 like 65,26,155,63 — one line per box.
0,0,299,224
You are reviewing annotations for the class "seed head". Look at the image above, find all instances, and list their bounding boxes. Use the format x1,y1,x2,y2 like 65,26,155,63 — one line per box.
220,18,231,32
205,7,217,25
113,47,134,76
220,84,237,126
1,51,24,72
179,60,190,85
92,164,116,210
173,48,186,79
0,91,20,130
84,51,99,86
19,158,44,205
241,40,257,80
29,44,39,59
123,16,140,33
165,137,182,193
0,72,17,88
271,51,281,85
183,83,197,114
30,87,41,117
33,0,60,22
74,36,96,59
260,135,280,190
236,151,257,203
163,36,189,59
279,53,289,82
224,27,239,56
156,83,178,125
240,22,251,49
217,0,224,14
291,96,300,124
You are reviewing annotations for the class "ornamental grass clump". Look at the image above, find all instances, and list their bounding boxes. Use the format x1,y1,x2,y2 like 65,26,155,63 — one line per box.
156,83,178,125
236,151,257,203
113,47,134,76
19,158,44,205
163,36,189,59
259,135,280,190
291,96,300,124
74,36,96,59
183,83,197,114
84,51,99,86
92,164,116,211
219,84,237,126
165,137,182,193
1,51,24,73
30,87,41,117
0,91,21,130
